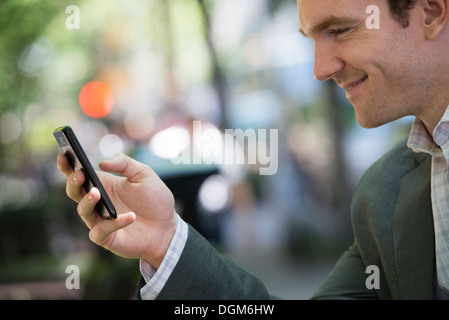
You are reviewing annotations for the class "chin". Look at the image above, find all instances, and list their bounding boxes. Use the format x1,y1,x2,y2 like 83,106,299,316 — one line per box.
355,112,405,129
354,113,390,129
357,122,381,129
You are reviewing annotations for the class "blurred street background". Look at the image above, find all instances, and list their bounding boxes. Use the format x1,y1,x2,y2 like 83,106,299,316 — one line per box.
0,0,412,299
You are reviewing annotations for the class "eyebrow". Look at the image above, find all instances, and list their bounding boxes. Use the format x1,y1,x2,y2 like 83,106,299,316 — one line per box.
298,16,361,38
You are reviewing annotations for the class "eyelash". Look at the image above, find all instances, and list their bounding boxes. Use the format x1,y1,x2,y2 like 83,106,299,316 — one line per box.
329,28,351,37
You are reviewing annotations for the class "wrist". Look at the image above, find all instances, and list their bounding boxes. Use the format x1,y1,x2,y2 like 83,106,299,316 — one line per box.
146,212,179,269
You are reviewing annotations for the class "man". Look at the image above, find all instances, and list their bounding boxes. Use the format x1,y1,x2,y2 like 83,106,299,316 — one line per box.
57,0,449,299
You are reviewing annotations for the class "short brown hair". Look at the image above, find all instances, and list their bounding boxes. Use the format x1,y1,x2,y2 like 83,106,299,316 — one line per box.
388,0,417,27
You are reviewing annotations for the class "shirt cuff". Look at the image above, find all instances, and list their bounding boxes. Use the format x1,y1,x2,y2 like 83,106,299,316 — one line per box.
139,214,188,300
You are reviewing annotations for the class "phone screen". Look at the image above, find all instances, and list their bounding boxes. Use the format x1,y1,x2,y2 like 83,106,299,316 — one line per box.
53,125,117,219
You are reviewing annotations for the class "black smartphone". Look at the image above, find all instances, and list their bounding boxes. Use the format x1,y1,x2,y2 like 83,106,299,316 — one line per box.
53,125,117,219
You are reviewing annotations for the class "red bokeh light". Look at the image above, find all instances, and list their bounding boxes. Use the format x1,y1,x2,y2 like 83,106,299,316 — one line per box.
78,81,114,118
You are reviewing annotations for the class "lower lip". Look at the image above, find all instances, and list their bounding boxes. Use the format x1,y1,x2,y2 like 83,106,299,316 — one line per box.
346,77,367,99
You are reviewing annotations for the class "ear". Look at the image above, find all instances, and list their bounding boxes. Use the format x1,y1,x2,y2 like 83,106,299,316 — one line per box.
421,0,449,40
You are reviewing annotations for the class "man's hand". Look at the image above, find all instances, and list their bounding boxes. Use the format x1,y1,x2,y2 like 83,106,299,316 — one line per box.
57,153,177,269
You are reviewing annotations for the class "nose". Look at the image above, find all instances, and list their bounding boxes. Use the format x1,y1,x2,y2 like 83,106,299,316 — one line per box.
313,42,344,81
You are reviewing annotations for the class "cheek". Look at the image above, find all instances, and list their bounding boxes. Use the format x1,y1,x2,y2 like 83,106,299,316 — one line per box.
375,50,425,102
354,41,409,92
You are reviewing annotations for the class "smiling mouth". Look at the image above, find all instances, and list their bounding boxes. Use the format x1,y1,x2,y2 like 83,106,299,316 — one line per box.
345,76,368,92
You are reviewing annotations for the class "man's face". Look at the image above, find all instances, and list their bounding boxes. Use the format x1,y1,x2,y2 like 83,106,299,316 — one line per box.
297,0,431,129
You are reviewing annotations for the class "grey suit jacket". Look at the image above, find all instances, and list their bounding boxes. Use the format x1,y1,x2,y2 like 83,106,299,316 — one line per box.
138,139,435,299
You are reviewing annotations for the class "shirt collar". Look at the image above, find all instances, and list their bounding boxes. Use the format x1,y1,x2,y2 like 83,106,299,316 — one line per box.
407,105,449,156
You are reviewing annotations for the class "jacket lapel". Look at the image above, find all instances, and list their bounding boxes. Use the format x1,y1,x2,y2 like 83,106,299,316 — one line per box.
392,153,435,299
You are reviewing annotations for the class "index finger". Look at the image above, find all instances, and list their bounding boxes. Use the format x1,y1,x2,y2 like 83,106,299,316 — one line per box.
57,153,74,178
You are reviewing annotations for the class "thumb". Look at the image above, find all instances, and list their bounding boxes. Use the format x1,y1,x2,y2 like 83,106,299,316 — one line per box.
99,153,152,182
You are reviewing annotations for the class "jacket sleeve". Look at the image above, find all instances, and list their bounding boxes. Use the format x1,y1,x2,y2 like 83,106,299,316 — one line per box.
136,223,277,300
138,225,273,300
310,242,378,300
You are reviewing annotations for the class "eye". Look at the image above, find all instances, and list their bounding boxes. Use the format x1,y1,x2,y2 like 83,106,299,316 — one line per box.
328,28,351,37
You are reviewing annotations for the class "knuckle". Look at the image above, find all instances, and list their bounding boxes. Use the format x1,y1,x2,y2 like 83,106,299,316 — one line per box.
88,225,108,248
76,203,83,217
65,181,76,200
56,155,71,176
65,177,83,203
88,225,102,242
88,229,97,243
66,186,79,202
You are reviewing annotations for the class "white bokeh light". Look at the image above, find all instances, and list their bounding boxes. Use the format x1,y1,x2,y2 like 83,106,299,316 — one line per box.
99,134,124,158
198,174,231,213
149,126,190,159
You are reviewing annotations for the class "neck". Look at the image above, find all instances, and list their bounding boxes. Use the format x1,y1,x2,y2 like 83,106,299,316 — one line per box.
415,69,449,135
421,107,447,135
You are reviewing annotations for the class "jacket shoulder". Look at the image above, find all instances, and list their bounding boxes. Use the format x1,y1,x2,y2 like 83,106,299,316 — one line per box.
354,138,428,200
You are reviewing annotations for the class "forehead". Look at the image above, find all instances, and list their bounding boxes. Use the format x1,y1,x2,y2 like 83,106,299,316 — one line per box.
297,0,371,30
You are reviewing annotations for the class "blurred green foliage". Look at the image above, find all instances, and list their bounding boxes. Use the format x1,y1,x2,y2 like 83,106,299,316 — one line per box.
0,1,64,114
